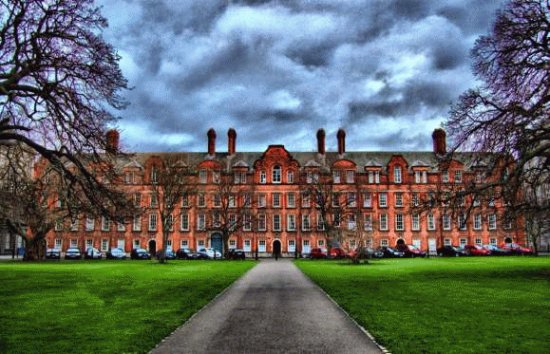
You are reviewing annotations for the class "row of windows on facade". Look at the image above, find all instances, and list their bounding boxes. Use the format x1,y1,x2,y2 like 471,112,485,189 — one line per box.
125,167,470,185
121,191,498,210
55,212,510,234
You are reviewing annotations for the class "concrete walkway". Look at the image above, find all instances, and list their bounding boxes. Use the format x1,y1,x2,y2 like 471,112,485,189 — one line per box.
151,259,383,354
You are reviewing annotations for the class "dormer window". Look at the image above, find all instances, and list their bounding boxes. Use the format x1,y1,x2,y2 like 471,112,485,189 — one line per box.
287,170,294,184
260,170,266,184
199,169,207,184
394,166,402,184
454,170,463,183
151,167,158,184
272,165,281,184
212,171,220,184
125,171,135,184
346,170,355,183
333,171,341,184
368,170,380,184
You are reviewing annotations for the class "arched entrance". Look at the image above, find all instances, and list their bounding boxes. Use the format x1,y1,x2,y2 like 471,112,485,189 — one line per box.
211,233,223,254
505,237,513,243
396,239,405,246
273,240,281,257
148,239,156,256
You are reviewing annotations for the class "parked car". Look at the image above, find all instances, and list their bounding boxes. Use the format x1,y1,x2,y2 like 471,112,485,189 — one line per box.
176,248,195,259
309,248,327,259
483,244,512,256
500,243,533,255
463,244,491,256
45,248,61,260
156,249,177,260
64,247,82,260
378,246,405,258
437,245,464,257
328,247,348,259
227,248,246,260
106,248,127,260
130,248,151,260
396,244,426,258
84,247,103,259
198,248,222,259
348,247,382,259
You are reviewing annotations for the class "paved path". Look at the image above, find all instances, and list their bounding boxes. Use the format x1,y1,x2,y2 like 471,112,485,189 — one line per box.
151,259,383,354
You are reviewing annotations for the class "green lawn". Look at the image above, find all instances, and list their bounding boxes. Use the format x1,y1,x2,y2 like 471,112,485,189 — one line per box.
296,257,550,354
0,260,255,354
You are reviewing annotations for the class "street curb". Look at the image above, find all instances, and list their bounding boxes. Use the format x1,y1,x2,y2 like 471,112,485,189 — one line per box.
295,262,391,354
149,260,259,353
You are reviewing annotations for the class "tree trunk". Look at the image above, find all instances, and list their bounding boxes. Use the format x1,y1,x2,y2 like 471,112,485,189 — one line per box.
23,237,46,261
223,234,229,258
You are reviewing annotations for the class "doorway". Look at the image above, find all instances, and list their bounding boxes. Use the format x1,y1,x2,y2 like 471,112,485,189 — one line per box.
505,237,513,243
211,233,223,254
148,239,156,256
396,239,405,246
273,240,281,257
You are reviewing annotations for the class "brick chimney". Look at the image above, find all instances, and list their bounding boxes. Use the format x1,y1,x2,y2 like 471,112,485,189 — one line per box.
228,128,236,155
207,128,216,155
106,129,119,154
316,129,325,155
432,128,447,155
337,128,346,155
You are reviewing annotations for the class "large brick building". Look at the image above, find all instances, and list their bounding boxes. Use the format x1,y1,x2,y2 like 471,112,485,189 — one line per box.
45,128,525,257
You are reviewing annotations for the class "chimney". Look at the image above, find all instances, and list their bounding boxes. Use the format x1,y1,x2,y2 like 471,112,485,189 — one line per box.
316,129,325,155
207,128,216,155
337,128,346,155
228,128,237,155
432,128,447,155
106,129,119,154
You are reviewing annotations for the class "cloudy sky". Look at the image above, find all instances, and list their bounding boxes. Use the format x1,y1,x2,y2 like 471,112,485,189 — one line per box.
97,0,505,153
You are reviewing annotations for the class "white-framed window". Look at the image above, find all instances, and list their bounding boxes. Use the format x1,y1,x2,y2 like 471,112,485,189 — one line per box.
133,193,141,207
380,239,389,247
287,214,296,231
85,216,95,231
272,193,281,208
228,194,236,208
125,171,135,184
412,214,420,231
150,193,158,208
272,165,281,184
459,238,467,246
488,214,497,230
415,171,421,184
132,215,141,231
70,239,78,247
287,170,294,183
379,214,388,231
490,238,497,245
70,219,78,232
197,193,206,207
454,170,463,183
181,193,190,207
442,214,451,230
166,214,174,231
54,238,62,249
101,216,111,231
347,214,356,230
258,214,266,231
473,197,480,207
180,239,189,248
306,171,319,184
258,240,266,252
347,192,356,207
346,170,355,183
288,239,296,252
148,213,157,231
258,193,267,208
54,219,63,231
151,167,158,184
395,213,404,231
364,214,372,231
332,170,341,184
444,238,452,246
379,193,387,208
243,193,252,208
318,239,325,247
234,171,246,184
273,214,281,231
101,239,109,251
458,214,467,231
301,192,310,208
260,170,266,184
394,166,402,184
317,214,325,230
349,239,356,248
243,214,252,231
412,193,419,207
442,170,449,183
117,220,126,232
197,214,206,230
287,193,295,208
244,239,251,252
475,238,482,245
229,239,237,249
197,239,205,248
474,214,482,230
368,171,380,184
86,239,93,249
212,171,220,184
213,194,221,208
395,192,403,207
331,193,340,207
362,192,372,207
302,214,311,231
130,239,138,249
199,169,207,184
428,213,435,230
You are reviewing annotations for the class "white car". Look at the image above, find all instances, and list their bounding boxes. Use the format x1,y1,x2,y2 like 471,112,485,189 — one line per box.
198,248,222,259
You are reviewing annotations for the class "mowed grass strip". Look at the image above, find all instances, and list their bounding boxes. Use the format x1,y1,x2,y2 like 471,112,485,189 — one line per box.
296,257,550,354
0,260,255,354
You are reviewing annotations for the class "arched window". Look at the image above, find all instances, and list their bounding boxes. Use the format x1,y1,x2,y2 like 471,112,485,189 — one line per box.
260,170,266,184
272,165,281,183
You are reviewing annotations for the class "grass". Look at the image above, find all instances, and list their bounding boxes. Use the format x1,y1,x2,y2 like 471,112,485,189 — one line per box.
0,260,255,354
296,257,550,354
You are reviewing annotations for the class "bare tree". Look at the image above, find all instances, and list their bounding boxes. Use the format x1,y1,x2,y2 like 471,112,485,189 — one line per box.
0,0,128,212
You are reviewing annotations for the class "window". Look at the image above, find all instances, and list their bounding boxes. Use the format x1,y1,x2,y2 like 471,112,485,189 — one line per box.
273,215,281,231
258,240,266,252
395,192,403,207
243,193,252,208
181,193,189,207
151,167,158,184
229,214,237,231
475,238,482,245
244,239,251,252
199,169,207,184
117,220,126,232
213,194,221,208
488,196,495,207
442,170,449,183
347,215,356,230
395,214,404,231
125,171,135,184
287,193,295,208
229,239,237,249
368,171,380,184
458,214,467,230
332,193,340,207
197,193,206,207
333,213,340,227
362,192,372,207
101,216,111,231
197,214,206,230
228,194,236,208
442,214,451,230
394,166,402,183
101,239,109,251
260,170,266,184
149,214,157,231
379,214,388,231
150,193,158,208
132,215,141,231
380,239,388,247
412,193,419,207
85,216,95,231
181,239,189,248
181,214,189,231
415,171,421,184
332,170,340,183
212,171,220,184
243,214,252,231
488,214,497,230
70,219,79,232
473,197,480,207
287,170,294,183
428,213,435,230
288,240,295,252
166,214,174,231
412,214,420,231
302,214,311,231
347,192,356,207
272,193,281,208
318,239,325,247
301,192,310,208
444,238,451,246
474,214,482,230
54,220,63,231
454,170,463,183
317,214,325,230
379,193,387,208
70,239,78,247
55,238,62,249
422,171,428,183
363,214,373,231
306,171,319,184
490,238,497,245
459,238,467,246
258,214,266,231
84,239,93,249
197,239,205,248
287,215,296,231
272,165,281,183
346,170,355,183
258,193,267,208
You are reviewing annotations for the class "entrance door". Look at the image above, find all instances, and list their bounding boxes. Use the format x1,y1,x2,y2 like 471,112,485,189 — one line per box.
302,239,310,254
273,240,281,256
148,240,156,256
396,239,405,246
211,233,223,254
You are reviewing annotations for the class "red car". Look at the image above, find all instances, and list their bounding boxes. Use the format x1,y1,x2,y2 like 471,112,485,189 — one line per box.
396,244,426,258
310,248,327,259
329,247,348,259
500,243,533,255
463,244,491,256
